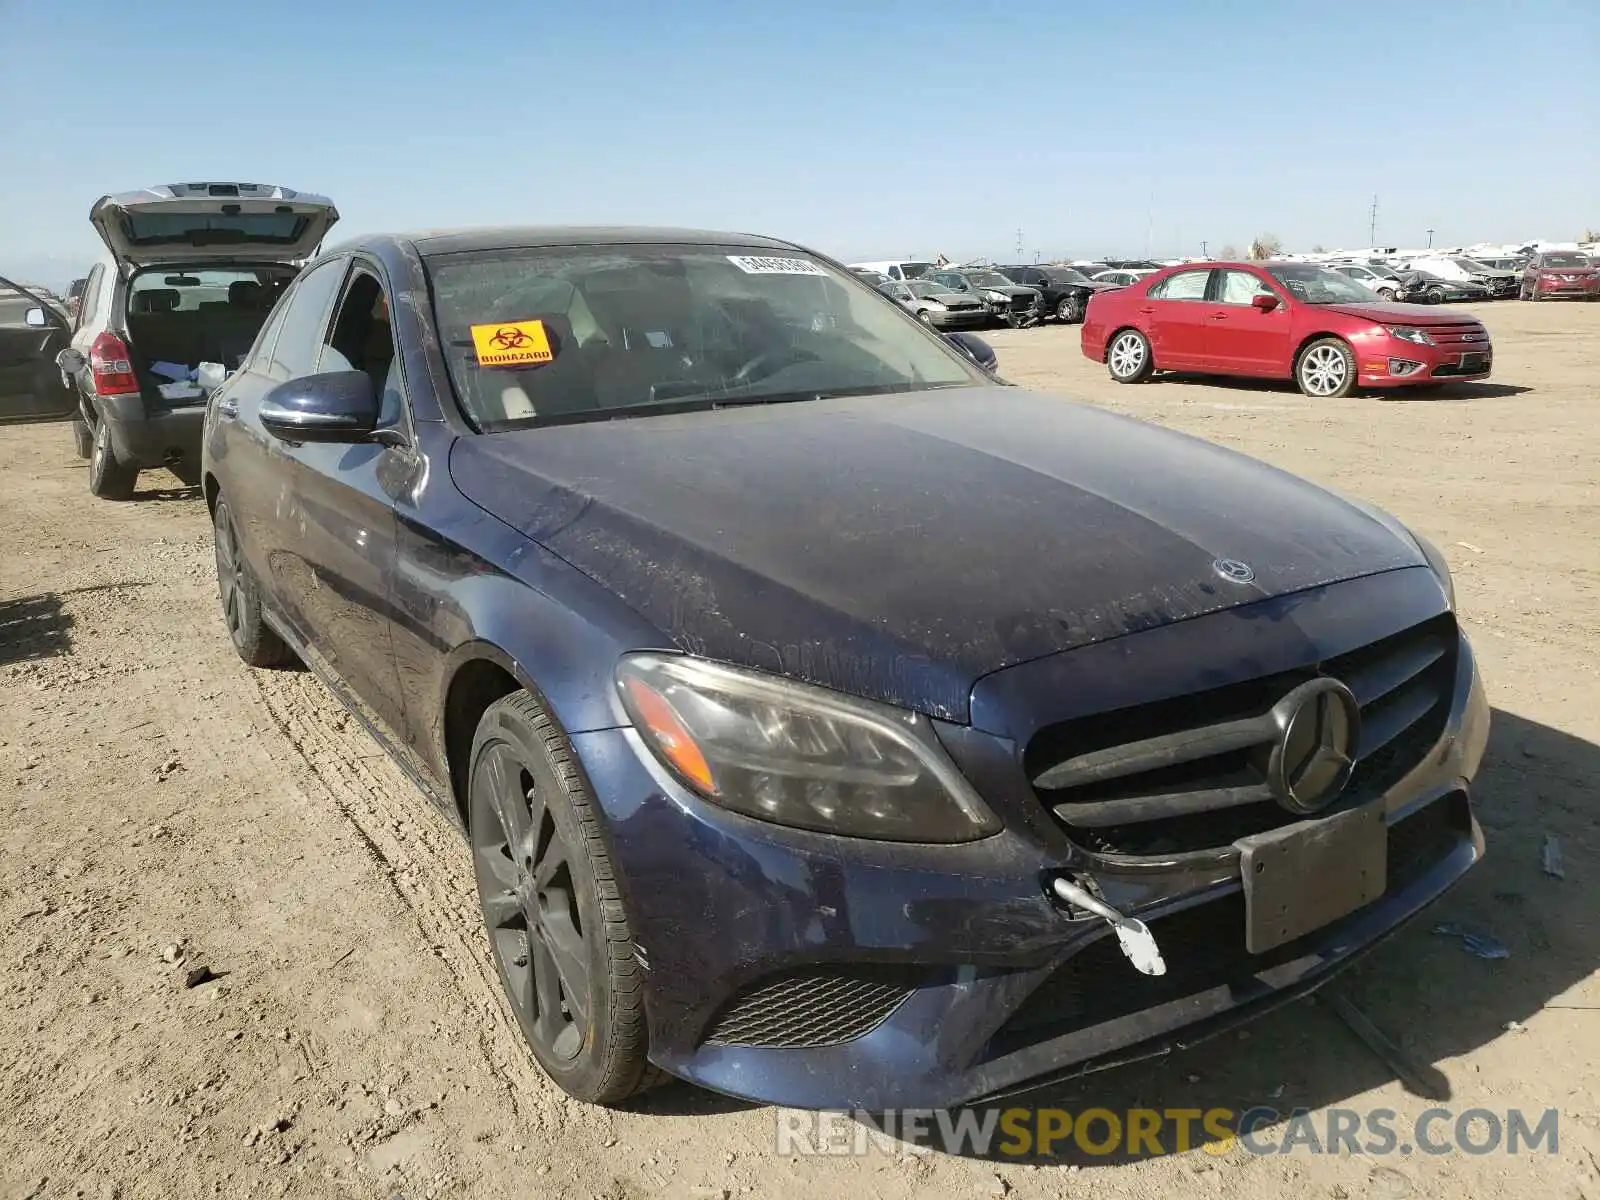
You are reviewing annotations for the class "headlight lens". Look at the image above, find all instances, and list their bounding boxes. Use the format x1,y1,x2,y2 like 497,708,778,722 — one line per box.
985,290,1008,303
615,653,1000,842
1385,325,1434,346
1409,529,1456,608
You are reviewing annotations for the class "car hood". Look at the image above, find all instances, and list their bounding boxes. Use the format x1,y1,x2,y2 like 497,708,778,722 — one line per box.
1317,301,1484,323
449,389,1424,721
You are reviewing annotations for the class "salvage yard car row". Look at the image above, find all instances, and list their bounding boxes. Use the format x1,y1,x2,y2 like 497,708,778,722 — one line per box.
0,181,1495,1116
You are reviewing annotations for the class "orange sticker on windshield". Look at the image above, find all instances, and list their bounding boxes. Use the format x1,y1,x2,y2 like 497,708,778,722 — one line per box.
470,320,554,367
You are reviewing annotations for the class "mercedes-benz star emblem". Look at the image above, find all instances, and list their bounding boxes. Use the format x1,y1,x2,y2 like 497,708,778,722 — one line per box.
1212,558,1256,584
1265,678,1361,815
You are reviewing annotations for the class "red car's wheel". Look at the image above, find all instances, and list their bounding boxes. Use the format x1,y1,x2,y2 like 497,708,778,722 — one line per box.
1106,329,1153,383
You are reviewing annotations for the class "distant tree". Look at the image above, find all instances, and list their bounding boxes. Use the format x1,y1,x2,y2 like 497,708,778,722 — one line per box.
1311,243,1327,252
1218,244,1240,260
1581,228,1599,242
1248,233,1284,260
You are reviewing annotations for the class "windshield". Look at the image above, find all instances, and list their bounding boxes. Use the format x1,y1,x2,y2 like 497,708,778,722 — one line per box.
1264,264,1382,304
1048,268,1092,285
1453,258,1492,272
426,245,986,430
906,281,949,299
882,282,915,300
964,271,1014,288
1542,253,1590,268
899,262,934,279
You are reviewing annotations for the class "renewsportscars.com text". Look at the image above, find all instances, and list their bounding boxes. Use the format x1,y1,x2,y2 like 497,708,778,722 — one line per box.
776,1106,1560,1161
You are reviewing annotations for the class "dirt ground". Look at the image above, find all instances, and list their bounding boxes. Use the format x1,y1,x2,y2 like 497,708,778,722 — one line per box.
2,300,1597,1200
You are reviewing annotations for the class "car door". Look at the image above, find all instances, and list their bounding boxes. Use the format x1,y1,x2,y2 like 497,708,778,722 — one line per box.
0,276,77,422
248,259,415,740
1141,268,1213,368
1204,268,1293,375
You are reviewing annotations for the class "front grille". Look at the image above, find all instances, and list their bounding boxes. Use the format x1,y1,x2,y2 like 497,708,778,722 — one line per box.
1009,293,1038,312
987,795,1468,1055
1029,614,1457,857
702,965,922,1048
1415,323,1489,346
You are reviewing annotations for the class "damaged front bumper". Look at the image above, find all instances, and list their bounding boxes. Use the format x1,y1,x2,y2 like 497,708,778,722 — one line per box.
574,567,1487,1110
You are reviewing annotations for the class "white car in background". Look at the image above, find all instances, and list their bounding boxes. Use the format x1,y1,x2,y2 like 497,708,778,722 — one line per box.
1090,268,1156,288
1398,255,1519,299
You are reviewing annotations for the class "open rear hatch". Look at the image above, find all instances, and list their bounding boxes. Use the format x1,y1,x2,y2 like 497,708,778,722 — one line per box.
90,182,339,267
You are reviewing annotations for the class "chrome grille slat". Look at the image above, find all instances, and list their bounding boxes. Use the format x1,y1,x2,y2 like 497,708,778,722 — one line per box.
1052,782,1274,829
1032,713,1273,791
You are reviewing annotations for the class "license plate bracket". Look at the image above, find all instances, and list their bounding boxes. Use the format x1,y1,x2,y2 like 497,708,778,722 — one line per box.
1236,806,1387,954
1460,352,1486,371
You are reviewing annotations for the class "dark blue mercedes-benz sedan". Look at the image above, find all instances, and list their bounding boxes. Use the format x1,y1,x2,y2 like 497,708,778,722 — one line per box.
201,227,1489,1109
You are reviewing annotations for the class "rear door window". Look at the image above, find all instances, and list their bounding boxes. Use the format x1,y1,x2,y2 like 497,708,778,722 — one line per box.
1148,269,1211,300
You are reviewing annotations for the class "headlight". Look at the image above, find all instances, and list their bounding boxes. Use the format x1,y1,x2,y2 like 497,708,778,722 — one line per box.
1408,528,1456,609
925,300,947,310
615,653,1000,843
985,290,1008,303
1385,325,1434,346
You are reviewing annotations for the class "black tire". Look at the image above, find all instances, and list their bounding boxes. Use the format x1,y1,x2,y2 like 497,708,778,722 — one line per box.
212,497,293,668
916,310,933,325
71,417,92,459
1055,293,1084,323
88,419,137,500
1378,287,1399,303
1427,287,1446,305
1105,328,1154,383
1520,282,1536,301
1295,337,1357,399
468,691,658,1105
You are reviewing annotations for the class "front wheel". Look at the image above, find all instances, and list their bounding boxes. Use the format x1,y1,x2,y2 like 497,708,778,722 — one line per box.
916,310,933,325
468,691,657,1104
1378,287,1399,303
1106,329,1154,383
1296,337,1357,399
1056,294,1084,323
1427,287,1446,304
88,419,137,500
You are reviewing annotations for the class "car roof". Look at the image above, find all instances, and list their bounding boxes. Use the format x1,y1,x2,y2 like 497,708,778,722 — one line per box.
342,226,806,257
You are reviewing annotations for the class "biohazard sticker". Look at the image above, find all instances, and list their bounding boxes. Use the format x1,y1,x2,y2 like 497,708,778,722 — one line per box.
470,320,554,367
726,255,827,276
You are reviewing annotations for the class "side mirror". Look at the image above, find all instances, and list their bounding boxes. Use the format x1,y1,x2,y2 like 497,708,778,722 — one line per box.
259,371,378,443
24,307,51,328
943,331,997,373
1251,293,1280,312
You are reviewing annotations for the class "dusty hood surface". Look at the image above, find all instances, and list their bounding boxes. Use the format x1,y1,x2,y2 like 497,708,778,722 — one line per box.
450,388,1423,720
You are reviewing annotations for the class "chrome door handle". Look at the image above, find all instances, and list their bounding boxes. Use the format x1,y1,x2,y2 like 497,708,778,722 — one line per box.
1209,313,1229,320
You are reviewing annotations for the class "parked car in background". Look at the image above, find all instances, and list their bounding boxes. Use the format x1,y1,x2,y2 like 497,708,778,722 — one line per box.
1519,251,1598,300
1083,260,1492,398
1330,263,1411,302
57,181,337,497
1402,256,1518,299
0,276,78,423
1395,270,1489,304
927,267,1043,326
848,259,936,283
997,264,1109,323
1091,268,1156,289
879,278,992,329
203,225,1486,1111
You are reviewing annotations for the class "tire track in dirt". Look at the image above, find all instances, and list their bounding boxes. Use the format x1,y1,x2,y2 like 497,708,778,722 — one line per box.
246,666,565,1132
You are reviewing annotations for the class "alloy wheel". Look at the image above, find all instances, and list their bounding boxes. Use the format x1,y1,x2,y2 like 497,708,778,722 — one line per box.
1299,345,1349,397
1109,331,1146,378
471,742,590,1064
212,506,245,643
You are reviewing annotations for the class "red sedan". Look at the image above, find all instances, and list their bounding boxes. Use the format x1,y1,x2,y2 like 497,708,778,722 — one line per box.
1081,261,1493,398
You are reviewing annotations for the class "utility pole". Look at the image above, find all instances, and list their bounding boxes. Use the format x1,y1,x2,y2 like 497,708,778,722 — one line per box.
1016,228,1025,262
1201,239,1208,258
1426,228,1435,248
1368,194,1378,246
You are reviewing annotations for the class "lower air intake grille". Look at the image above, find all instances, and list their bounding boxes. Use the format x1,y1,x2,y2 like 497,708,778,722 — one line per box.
702,966,920,1048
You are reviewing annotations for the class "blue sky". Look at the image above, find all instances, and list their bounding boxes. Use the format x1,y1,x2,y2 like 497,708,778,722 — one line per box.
1,0,1595,288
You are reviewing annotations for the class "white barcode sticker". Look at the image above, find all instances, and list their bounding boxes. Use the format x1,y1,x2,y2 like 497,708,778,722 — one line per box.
726,255,827,276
